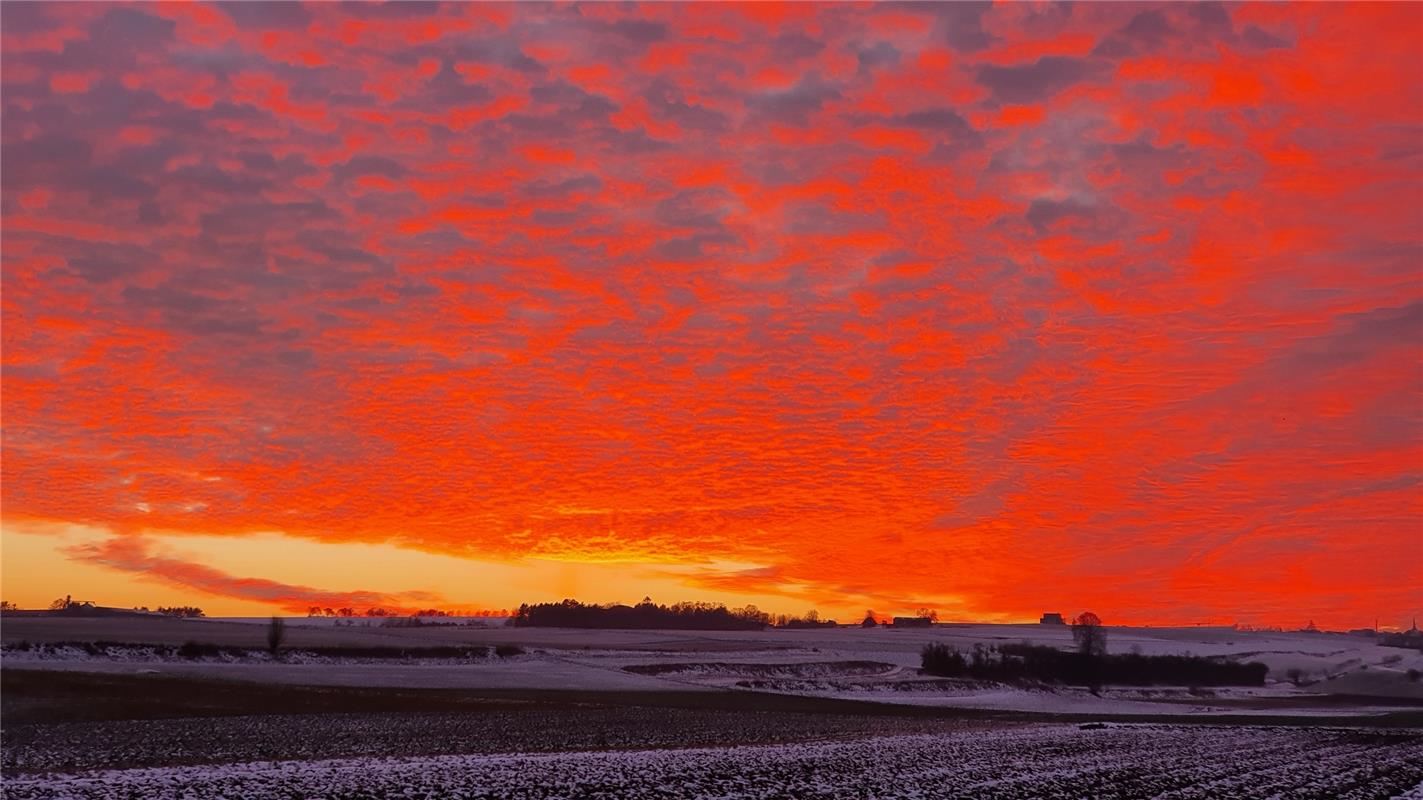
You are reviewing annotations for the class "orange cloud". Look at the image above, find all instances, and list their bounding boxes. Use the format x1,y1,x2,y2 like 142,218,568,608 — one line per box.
62,535,442,614
0,2,1418,629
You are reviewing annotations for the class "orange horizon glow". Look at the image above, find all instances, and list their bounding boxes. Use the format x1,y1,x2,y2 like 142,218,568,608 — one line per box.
2,2,1420,633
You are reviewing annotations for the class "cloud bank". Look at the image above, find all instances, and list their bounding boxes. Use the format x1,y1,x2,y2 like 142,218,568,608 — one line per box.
1,2,1419,626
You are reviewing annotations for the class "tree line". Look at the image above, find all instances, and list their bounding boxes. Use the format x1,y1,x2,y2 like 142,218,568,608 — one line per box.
156,605,205,618
510,598,772,630
921,641,1268,687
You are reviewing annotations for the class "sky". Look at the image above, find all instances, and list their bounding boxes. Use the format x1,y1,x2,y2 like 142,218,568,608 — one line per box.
1,2,1420,629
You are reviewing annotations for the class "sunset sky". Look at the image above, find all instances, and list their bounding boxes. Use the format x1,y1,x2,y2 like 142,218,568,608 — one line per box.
2,2,1420,629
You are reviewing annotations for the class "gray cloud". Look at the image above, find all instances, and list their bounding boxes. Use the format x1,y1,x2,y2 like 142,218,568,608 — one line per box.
977,57,1105,104
772,32,826,60
1241,24,1290,50
856,42,901,74
216,1,311,30
746,75,841,125
332,156,409,185
1093,10,1174,58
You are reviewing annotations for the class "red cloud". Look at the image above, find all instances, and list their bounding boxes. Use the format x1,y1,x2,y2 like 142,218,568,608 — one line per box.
63,535,442,614
1,2,1419,627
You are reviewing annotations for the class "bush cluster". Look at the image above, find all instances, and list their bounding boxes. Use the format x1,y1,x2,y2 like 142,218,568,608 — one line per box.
921,642,1268,687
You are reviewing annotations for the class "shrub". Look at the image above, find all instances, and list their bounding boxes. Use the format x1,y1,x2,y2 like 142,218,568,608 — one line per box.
494,644,525,658
921,643,968,677
177,641,220,659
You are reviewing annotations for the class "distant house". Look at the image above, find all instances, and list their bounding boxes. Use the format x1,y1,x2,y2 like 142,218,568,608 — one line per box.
1040,612,1065,625
891,616,933,628
49,603,143,619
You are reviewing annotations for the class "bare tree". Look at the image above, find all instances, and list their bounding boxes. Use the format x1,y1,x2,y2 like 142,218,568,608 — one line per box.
1071,611,1106,657
267,616,286,655
916,608,939,622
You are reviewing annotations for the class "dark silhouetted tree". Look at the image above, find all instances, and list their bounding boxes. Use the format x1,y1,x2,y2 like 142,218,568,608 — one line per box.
1071,611,1106,657
862,611,878,628
267,616,286,655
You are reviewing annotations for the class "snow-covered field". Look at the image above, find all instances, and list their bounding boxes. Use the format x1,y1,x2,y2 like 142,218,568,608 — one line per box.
2,642,501,665
6,724,1421,800
10,657,713,691
5,619,1420,713
2,707,970,775
5,621,1421,798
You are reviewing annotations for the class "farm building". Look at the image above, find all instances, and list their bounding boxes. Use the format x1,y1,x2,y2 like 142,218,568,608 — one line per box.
891,617,933,628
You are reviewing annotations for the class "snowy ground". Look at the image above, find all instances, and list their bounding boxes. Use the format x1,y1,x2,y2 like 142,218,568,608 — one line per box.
6,724,1421,800
2,706,977,775
5,620,1421,715
3,657,712,691
5,621,1421,799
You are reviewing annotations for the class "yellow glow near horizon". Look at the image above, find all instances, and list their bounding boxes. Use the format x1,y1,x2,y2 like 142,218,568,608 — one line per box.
0,520,846,617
